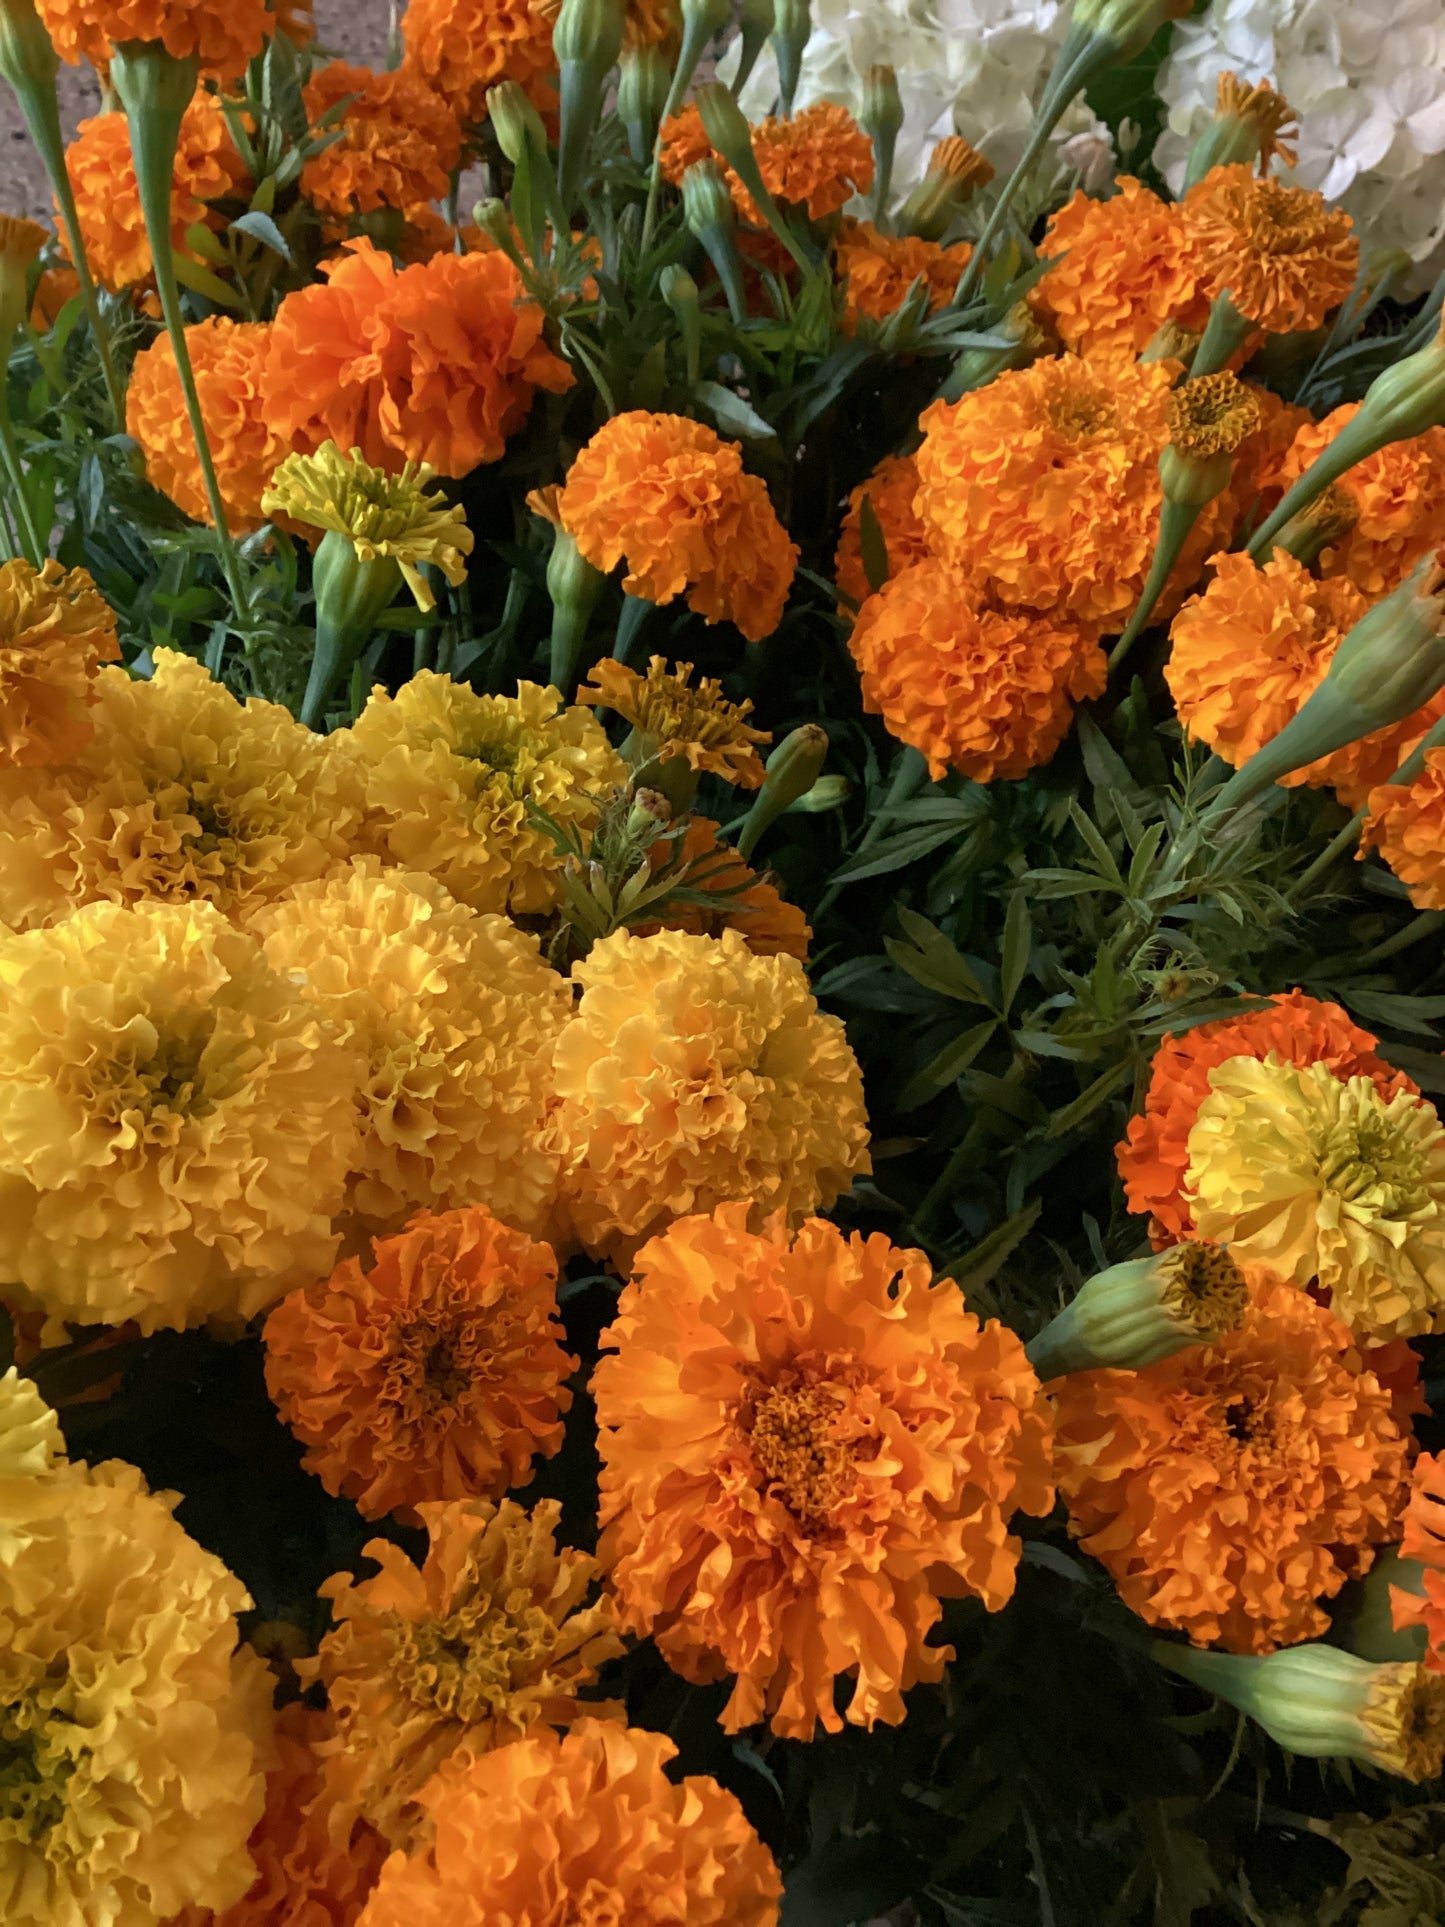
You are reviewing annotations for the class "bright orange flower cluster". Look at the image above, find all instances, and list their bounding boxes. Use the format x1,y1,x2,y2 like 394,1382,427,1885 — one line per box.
262,238,572,477
1051,1270,1409,1653
1363,747,1445,909
127,317,282,532
301,63,464,229
0,558,119,768
400,0,558,126
834,220,973,333
593,1207,1055,1738
1276,403,1445,596
660,101,874,226
1034,176,1210,369
1392,1452,1445,1673
38,0,271,77
554,411,798,642
1116,989,1414,1244
833,451,931,608
641,817,811,961
1182,162,1358,335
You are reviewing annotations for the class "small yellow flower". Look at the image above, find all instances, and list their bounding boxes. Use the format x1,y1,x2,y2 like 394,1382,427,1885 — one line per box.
577,654,770,787
262,442,473,612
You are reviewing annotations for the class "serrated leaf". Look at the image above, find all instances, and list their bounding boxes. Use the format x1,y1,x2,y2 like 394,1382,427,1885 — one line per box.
230,209,292,261
695,379,776,440
896,1020,997,1111
1000,890,1031,1015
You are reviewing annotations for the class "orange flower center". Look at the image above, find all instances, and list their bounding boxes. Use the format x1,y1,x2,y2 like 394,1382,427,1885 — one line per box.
383,1579,560,1724
745,1382,855,1529
1045,388,1117,441
1399,1675,1445,1779
1241,182,1334,256
385,1307,488,1417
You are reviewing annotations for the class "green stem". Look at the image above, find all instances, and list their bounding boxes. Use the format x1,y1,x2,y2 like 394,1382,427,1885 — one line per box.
813,743,928,919
1187,290,1250,380
1284,807,1366,904
641,11,719,255
613,591,652,665
1355,909,1445,967
0,398,45,565
1109,497,1199,675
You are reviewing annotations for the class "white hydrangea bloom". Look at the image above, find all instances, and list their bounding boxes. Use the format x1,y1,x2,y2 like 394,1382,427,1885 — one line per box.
1156,0,1445,288
722,0,1110,204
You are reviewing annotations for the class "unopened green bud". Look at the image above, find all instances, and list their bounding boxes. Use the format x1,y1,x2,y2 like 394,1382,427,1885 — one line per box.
0,0,57,95
897,134,995,241
1184,71,1299,189
1071,0,1192,61
736,723,828,861
554,0,626,205
770,0,811,115
1026,1242,1248,1382
487,78,549,167
731,0,775,96
625,787,672,841
553,0,626,66
695,83,814,272
471,196,518,253
1270,482,1358,568
682,158,746,319
541,507,607,691
783,772,849,814
659,261,702,381
618,43,670,164
860,64,903,222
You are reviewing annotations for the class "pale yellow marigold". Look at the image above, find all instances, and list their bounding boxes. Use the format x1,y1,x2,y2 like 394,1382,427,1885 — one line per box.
0,1366,64,1478
0,899,360,1333
126,318,282,533
253,860,571,1237
344,670,624,915
299,1497,622,1843
577,654,770,787
545,926,871,1265
0,557,119,768
1186,1055,1445,1341
0,1452,275,1925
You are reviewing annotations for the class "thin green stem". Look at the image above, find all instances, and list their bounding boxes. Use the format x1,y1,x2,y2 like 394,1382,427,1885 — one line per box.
0,399,45,564
1285,807,1366,904
1109,499,1199,675
1355,909,1445,968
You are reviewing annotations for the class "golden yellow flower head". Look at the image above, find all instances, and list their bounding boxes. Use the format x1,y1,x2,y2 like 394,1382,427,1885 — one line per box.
0,1366,64,1478
1185,1054,1445,1340
262,442,473,613
0,898,361,1333
577,654,770,788
0,214,46,339
1215,71,1299,174
1166,370,1262,459
345,670,626,916
0,556,120,769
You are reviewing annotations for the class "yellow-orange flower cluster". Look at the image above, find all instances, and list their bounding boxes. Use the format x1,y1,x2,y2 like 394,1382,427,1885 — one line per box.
594,1207,1054,1737
400,0,558,126
0,557,119,768
302,62,464,228
1363,746,1445,909
833,220,972,332
833,451,931,608
660,101,873,227
37,0,272,77
262,238,572,477
1034,176,1210,369
577,653,770,786
127,318,282,532
354,1720,782,1925
848,561,1107,781
1182,161,1358,335
553,411,798,642
1052,1270,1409,1652
1276,403,1445,596
263,1204,574,1521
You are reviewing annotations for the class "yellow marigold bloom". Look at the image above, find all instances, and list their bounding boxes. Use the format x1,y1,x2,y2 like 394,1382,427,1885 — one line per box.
301,62,464,228
263,1205,574,1521
0,1452,275,1924
127,318,282,533
1186,1055,1445,1340
660,100,873,226
345,670,624,915
1051,1268,1408,1653
577,654,770,787
0,898,359,1332
61,93,246,291
1183,161,1359,336
833,450,932,609
0,1366,64,1477
355,1719,781,1925
1033,176,1210,370
833,219,972,332
546,928,870,1265
299,1497,621,1842
849,561,1107,782
400,0,558,127
594,1206,1055,1737
37,0,272,75
555,411,798,643
0,557,119,769
1276,402,1445,596
254,861,570,1236
1363,747,1445,910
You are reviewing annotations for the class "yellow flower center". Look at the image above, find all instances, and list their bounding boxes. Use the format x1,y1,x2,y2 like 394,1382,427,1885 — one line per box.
1161,1240,1248,1339
1365,1666,1445,1782
1317,1110,1429,1216
746,1382,855,1530
1166,372,1261,458
0,1709,73,1847
1045,387,1117,442
382,1581,561,1724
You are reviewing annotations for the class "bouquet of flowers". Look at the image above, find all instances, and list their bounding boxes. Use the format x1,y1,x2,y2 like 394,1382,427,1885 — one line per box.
7,0,1445,1918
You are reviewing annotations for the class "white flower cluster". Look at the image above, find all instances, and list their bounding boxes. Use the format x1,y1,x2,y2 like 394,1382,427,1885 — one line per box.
724,0,1110,203
1156,0,1445,287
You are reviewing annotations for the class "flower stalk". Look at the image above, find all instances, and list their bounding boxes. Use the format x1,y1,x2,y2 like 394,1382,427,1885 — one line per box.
1026,1242,1248,1380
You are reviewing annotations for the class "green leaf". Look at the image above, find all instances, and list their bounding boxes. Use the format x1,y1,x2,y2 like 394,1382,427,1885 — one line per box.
890,906,994,1006
941,1199,1042,1292
827,819,968,882
1068,799,1126,886
230,209,293,262
858,489,889,594
695,380,776,441
896,1020,997,1111
1045,1057,1135,1138
1000,890,1031,1016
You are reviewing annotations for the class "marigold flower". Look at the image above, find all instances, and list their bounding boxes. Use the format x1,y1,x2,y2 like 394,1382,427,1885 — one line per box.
61,93,246,290
354,1719,781,1925
400,0,557,127
833,219,972,332
639,816,811,960
0,557,119,768
1117,989,1414,1245
1182,161,1359,335
262,239,572,479
29,265,81,331
1051,1269,1408,1653
302,62,463,228
545,928,870,1265
269,0,314,44
345,670,623,915
127,317,282,533
254,861,570,1237
1363,746,1445,910
0,1365,63,1477
1228,382,1314,523
264,1204,573,1521
0,898,359,1332
624,0,677,49
554,411,798,643
1276,402,1445,597
1186,1056,1445,1340
36,0,271,75
660,98,873,226
299,1498,621,1841
1393,1451,1445,1673
0,215,46,342
578,654,769,786
1212,71,1299,174
848,561,1107,782
833,451,931,608
0,1451,275,1923
1166,369,1262,460
1033,176,1210,369
594,1206,1054,1736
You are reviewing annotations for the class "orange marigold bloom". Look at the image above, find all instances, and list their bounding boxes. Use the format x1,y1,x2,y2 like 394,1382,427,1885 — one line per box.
1182,162,1359,336
1033,176,1210,370
270,0,314,45
1116,988,1414,1245
639,817,811,961
302,63,463,228
625,0,677,48
834,451,931,609
849,561,1106,782
127,317,282,533
556,412,797,643
400,0,557,126
263,1204,574,1522
0,558,119,769
1166,549,1445,807
62,94,246,291
30,264,80,330
262,239,572,478
660,100,873,226
1227,381,1314,524
594,1207,1055,1738
354,1720,782,1925
37,0,271,76
833,219,972,332
1214,71,1299,174
1276,402,1445,597
1392,1451,1445,1673
1052,1270,1409,1653
577,654,769,786
1362,747,1445,911
299,1498,622,1843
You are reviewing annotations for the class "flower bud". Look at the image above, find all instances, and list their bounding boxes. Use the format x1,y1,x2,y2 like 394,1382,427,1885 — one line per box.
1270,481,1358,569
625,787,672,841
860,64,903,218
769,0,811,115
1184,71,1298,189
1071,0,1192,61
682,159,746,321
659,261,702,381
897,134,994,242
618,43,670,164
730,0,775,96
487,78,549,168
528,484,607,691
0,0,57,95
736,723,828,861
1140,318,1202,366
1025,1242,1248,1382
472,196,523,258
0,213,45,347
1159,370,1261,509
781,772,849,813
552,0,625,67
553,0,627,205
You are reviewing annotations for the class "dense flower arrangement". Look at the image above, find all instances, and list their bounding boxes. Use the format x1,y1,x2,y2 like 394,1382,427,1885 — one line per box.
10,0,1445,1917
